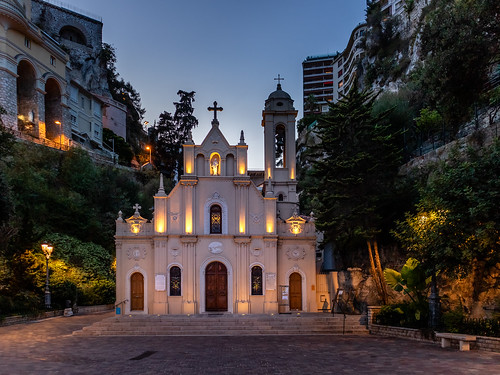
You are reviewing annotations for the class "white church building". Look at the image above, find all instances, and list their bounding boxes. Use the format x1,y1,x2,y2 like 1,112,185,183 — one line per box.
115,83,325,315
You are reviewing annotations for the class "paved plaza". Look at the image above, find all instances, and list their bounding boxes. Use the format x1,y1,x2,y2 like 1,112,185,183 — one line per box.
0,312,499,374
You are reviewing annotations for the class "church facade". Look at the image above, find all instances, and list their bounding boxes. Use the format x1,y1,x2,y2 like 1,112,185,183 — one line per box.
115,84,321,315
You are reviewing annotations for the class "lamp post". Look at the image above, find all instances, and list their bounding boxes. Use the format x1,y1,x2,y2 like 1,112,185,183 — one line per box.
41,243,54,309
146,146,152,165
55,121,61,150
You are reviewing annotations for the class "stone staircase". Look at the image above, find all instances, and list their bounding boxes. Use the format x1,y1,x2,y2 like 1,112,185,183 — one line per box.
74,313,368,336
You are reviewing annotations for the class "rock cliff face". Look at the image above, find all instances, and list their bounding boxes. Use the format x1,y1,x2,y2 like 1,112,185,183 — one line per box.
30,0,110,96
361,0,431,93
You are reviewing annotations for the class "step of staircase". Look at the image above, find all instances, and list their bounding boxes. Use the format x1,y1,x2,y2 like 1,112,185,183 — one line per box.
74,313,368,336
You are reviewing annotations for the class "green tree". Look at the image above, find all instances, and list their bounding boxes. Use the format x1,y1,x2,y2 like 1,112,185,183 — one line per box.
394,141,500,319
150,90,198,179
416,0,500,127
310,85,402,303
100,43,146,158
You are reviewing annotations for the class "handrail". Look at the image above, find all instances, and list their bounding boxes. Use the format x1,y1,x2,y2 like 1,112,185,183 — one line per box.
115,299,128,308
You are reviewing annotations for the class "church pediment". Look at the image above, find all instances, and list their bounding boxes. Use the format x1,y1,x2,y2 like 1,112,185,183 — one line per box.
198,125,232,152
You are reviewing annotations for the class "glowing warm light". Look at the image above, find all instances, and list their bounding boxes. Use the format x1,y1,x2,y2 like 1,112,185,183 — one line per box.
131,224,141,234
155,221,165,233
290,168,295,180
146,146,150,150
185,214,192,234
186,161,192,174
239,223,245,234
210,153,221,175
267,168,272,179
266,220,274,233
239,165,245,175
291,224,301,235
54,121,61,125
286,212,306,236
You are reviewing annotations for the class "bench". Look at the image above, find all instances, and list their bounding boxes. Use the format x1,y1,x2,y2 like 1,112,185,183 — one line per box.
435,332,477,351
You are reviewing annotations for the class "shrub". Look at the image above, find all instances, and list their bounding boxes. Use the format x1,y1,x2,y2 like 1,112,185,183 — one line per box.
375,302,429,328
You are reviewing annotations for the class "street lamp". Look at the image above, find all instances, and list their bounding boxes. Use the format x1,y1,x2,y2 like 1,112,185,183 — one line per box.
146,145,152,165
41,243,54,309
55,121,61,150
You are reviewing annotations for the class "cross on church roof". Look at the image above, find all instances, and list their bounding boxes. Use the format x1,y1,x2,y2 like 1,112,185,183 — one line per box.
208,101,223,121
274,74,284,89
133,203,141,216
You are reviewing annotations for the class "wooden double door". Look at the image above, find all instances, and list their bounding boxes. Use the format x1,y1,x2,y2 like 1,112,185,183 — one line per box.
130,272,144,311
205,261,228,311
289,272,302,311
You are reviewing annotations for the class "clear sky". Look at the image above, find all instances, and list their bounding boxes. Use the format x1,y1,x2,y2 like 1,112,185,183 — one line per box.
56,0,367,169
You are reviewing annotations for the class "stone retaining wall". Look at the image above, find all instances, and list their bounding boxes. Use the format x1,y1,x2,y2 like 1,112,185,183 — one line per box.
0,304,113,327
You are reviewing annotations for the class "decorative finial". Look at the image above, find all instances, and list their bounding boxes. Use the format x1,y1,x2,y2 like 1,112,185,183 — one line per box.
309,211,315,222
157,173,166,196
208,101,223,126
117,210,124,222
239,130,245,145
133,203,141,217
274,74,284,90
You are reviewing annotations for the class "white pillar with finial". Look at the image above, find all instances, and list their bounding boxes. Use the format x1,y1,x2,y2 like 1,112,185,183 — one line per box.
154,174,167,233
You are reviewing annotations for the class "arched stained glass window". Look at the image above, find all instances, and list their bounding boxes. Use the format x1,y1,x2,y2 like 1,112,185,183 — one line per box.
210,205,222,234
170,266,181,296
251,265,263,295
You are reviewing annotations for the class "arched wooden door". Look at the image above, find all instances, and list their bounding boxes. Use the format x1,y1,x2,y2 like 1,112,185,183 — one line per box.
289,272,302,310
205,262,228,311
130,272,144,311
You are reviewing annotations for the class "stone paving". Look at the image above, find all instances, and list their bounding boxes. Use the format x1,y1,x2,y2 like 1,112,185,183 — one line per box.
1,312,499,374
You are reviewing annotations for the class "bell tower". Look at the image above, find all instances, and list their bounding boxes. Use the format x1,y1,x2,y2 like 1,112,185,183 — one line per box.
262,77,299,219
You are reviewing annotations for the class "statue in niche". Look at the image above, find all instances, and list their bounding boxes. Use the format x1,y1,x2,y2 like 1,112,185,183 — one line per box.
210,154,220,175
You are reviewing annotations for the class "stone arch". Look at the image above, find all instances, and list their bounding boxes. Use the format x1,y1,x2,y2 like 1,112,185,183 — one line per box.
59,25,87,45
44,78,62,143
16,59,38,135
225,153,234,176
285,266,307,311
196,153,205,176
125,266,148,314
204,193,228,234
199,256,233,313
275,123,286,168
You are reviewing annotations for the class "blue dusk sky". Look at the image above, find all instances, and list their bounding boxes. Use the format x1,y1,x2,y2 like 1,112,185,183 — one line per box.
57,0,367,169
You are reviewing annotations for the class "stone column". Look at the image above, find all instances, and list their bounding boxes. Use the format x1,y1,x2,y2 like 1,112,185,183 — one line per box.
152,238,168,314
0,68,18,130
181,236,198,314
263,236,278,313
234,236,251,314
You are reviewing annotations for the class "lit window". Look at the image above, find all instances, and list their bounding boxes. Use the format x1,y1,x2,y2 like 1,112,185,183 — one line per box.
170,266,181,296
251,266,263,295
338,80,344,89
210,205,222,234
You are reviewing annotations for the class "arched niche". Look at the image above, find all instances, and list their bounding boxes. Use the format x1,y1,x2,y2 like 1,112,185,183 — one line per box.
196,153,205,176
16,60,37,135
59,26,87,45
44,78,62,142
226,153,234,176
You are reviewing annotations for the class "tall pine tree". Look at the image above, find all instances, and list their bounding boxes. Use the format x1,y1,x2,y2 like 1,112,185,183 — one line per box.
311,85,401,303
151,90,198,179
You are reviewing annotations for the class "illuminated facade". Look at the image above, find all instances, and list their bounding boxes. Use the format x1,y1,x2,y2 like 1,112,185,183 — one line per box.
115,84,321,315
